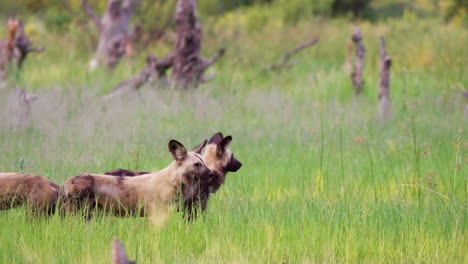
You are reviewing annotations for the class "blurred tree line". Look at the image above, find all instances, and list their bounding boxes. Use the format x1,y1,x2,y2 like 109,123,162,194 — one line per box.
0,0,466,32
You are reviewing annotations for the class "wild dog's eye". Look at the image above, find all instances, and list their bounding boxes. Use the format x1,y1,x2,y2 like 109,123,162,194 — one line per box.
194,162,201,168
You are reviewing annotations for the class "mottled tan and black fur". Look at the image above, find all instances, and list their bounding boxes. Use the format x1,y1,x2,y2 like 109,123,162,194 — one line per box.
63,140,214,218
104,132,243,218
0,173,60,216
184,132,242,216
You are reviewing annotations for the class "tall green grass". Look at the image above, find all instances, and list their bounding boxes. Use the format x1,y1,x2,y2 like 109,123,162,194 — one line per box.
0,18,466,263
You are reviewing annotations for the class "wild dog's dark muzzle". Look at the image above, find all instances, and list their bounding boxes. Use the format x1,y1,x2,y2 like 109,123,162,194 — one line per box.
226,155,242,172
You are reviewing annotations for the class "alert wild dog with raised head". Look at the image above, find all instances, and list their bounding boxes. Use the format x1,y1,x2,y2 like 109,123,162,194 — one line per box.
184,132,242,215
0,173,60,215
104,132,243,217
62,139,214,217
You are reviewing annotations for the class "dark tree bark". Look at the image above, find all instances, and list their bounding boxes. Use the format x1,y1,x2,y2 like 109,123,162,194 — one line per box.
83,0,136,70
171,0,224,88
351,27,365,95
264,37,320,71
378,37,392,121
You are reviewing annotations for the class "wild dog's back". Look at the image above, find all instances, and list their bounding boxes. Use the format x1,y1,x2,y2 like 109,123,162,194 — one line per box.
62,172,171,216
0,173,60,214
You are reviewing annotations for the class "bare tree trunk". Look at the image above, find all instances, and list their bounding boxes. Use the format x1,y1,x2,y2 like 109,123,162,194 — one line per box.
351,27,365,95
378,37,392,121
83,0,136,70
171,0,224,88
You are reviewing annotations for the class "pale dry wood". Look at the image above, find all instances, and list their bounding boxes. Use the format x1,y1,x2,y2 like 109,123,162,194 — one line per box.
84,0,137,70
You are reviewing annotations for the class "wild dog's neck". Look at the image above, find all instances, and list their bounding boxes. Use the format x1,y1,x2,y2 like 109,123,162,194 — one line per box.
150,161,183,188
203,144,227,180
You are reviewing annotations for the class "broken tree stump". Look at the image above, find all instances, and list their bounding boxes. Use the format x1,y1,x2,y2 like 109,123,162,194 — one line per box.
0,18,43,88
83,0,136,70
105,0,224,96
171,0,225,88
378,37,392,121
351,27,365,95
13,22,44,70
264,37,320,71
112,238,135,264
0,18,19,87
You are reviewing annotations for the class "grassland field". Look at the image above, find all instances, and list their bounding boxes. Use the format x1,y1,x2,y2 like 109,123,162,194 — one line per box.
0,17,466,263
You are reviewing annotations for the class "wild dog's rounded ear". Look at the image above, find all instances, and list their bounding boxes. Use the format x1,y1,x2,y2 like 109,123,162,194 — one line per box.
216,135,232,158
192,139,207,154
168,140,187,162
208,132,223,145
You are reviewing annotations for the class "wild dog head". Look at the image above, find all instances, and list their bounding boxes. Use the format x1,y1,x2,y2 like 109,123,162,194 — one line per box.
168,140,214,201
203,132,243,191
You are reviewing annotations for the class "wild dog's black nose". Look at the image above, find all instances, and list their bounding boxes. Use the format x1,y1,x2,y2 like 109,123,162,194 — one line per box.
228,157,242,172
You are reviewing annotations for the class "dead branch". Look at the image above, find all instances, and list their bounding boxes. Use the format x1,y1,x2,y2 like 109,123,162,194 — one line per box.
351,27,365,95
264,37,320,71
378,36,392,121
201,48,226,72
112,238,135,264
104,54,173,99
81,0,102,30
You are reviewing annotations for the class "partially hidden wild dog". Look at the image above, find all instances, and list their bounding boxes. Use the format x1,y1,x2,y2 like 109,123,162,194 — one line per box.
62,139,214,218
184,132,242,216
0,173,60,216
104,132,243,218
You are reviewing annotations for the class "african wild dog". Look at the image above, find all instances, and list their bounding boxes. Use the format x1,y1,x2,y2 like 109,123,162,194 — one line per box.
104,132,243,218
184,132,242,215
62,139,214,217
0,173,60,215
